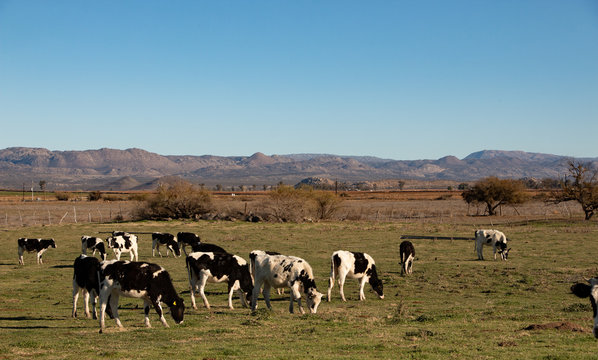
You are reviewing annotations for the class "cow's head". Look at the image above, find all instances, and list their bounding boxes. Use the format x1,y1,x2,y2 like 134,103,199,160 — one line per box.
306,288,323,314
171,242,181,257
571,278,598,339
169,297,185,324
367,265,384,299
50,239,56,248
498,242,510,260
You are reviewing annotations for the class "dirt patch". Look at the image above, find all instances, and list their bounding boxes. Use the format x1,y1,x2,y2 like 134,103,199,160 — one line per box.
523,321,588,332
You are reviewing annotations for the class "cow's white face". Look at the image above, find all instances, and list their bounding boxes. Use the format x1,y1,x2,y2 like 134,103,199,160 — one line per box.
307,289,323,314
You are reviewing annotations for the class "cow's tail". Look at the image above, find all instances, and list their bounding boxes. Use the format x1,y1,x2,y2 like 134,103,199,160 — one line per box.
185,256,194,290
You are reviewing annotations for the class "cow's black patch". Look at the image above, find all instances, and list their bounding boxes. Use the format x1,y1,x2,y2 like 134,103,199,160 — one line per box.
281,260,294,273
298,269,317,293
332,254,341,270
353,252,368,274
191,242,227,254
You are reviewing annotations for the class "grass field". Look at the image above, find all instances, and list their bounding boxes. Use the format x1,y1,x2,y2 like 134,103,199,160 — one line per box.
1,215,598,358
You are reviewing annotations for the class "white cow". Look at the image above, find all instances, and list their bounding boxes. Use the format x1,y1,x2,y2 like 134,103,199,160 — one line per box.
474,229,510,261
251,253,323,314
327,250,384,302
106,233,138,261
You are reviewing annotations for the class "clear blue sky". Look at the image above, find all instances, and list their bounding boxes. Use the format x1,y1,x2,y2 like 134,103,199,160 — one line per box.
1,1,597,160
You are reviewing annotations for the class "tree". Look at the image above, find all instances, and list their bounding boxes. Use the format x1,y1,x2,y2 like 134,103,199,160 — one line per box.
137,179,213,220
312,191,343,220
39,180,47,200
549,160,598,220
461,177,529,216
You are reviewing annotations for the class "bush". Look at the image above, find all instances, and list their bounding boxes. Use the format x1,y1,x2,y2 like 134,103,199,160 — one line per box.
136,180,213,220
462,177,529,216
267,185,313,222
88,191,102,201
312,191,343,220
54,191,71,201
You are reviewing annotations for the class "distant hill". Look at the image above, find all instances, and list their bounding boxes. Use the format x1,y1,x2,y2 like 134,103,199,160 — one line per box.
0,147,595,191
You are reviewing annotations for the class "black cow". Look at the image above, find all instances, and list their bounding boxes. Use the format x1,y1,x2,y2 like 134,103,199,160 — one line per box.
186,252,253,310
177,232,201,256
399,241,415,275
81,236,107,261
190,242,227,254
571,278,598,338
98,260,185,333
152,232,181,257
72,255,112,319
17,238,56,265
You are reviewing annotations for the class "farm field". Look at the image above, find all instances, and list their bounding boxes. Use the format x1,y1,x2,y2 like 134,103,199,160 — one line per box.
1,213,598,359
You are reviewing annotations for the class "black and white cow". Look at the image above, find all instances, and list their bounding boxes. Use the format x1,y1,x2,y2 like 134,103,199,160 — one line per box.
81,236,107,261
399,241,415,275
17,238,56,265
98,260,185,333
571,278,598,339
72,255,112,319
474,229,510,261
106,233,139,261
249,250,284,295
185,252,253,310
177,232,201,256
251,253,323,314
152,232,180,257
327,250,384,302
190,242,227,254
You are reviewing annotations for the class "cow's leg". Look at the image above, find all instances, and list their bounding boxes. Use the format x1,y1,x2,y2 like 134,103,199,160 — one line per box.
289,283,304,314
109,293,122,329
18,251,24,265
129,251,134,261
151,298,169,327
263,283,273,310
251,279,262,311
493,245,498,260
188,273,198,310
358,276,368,301
198,272,211,309
143,300,152,327
134,248,138,261
476,240,484,260
338,271,348,302
72,280,80,318
91,291,98,319
227,280,239,310
83,289,92,318
114,251,121,261
407,255,414,274
181,244,188,256
327,267,335,302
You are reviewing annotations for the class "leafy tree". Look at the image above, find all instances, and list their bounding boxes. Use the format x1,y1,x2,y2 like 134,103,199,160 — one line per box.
549,160,598,220
312,191,343,220
461,177,529,216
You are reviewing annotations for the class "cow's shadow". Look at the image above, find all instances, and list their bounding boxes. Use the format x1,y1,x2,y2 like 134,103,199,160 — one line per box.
0,316,58,329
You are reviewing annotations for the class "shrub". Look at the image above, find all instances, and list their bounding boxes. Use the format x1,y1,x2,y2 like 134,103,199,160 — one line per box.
267,185,313,222
54,191,71,201
136,180,213,220
88,191,102,201
462,177,529,216
312,191,343,220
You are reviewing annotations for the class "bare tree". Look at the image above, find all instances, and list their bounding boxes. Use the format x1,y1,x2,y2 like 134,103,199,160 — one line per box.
549,160,598,220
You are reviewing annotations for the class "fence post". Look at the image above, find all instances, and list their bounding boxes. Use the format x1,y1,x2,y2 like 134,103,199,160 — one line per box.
73,206,77,223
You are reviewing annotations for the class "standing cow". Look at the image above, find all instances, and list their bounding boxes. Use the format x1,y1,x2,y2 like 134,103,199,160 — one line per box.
106,233,138,261
152,232,180,257
177,232,201,256
327,250,384,302
474,229,510,261
17,238,56,265
251,253,323,314
98,260,185,333
81,236,107,261
72,255,112,319
186,252,253,310
571,278,598,339
399,241,415,275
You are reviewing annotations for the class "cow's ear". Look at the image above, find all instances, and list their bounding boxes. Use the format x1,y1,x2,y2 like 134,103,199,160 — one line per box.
571,283,592,298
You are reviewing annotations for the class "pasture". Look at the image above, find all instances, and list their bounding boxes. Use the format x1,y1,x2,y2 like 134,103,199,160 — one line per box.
1,217,598,358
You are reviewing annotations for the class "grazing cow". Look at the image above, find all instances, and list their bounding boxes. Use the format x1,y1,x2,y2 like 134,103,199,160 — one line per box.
177,232,201,256
72,255,112,319
327,250,384,302
251,253,323,314
191,242,227,254
98,260,185,333
81,236,107,261
152,232,181,257
249,250,284,295
185,252,253,310
571,278,598,339
399,241,415,275
106,233,138,261
474,229,510,261
17,238,56,265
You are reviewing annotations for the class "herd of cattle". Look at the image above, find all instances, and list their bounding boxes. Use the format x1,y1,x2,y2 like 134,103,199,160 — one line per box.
15,228,598,338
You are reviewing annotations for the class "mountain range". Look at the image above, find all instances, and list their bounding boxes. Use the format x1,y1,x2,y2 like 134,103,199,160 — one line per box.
0,147,595,191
